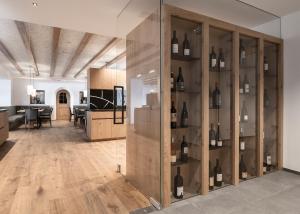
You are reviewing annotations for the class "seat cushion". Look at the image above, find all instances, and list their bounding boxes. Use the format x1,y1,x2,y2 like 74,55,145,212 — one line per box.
8,115,24,123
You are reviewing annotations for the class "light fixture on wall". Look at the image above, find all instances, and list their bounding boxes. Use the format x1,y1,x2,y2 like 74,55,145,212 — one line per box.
26,66,36,97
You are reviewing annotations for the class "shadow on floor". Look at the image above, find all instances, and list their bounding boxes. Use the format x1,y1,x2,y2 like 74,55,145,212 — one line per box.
0,141,16,161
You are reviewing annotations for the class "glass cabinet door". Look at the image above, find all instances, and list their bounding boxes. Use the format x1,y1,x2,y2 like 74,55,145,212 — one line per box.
170,16,202,202
239,35,258,181
208,27,233,190
263,42,279,174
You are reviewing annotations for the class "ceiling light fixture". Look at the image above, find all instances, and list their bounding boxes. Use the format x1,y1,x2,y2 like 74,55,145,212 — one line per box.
32,2,38,7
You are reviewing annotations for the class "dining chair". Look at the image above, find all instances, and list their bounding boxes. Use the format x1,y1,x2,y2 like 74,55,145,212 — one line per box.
25,109,38,129
39,107,53,127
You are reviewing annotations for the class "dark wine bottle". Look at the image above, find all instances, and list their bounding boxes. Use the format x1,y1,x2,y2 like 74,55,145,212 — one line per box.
183,33,190,56
173,167,183,199
243,74,250,94
240,40,246,65
213,82,221,109
176,67,184,92
218,48,225,72
263,162,267,173
264,56,269,72
241,100,249,122
180,102,188,128
181,136,188,162
172,30,179,55
216,122,223,147
171,71,175,92
209,123,216,147
210,46,217,71
240,127,245,151
214,159,223,187
209,88,213,109
239,75,244,94
209,161,214,190
266,153,272,171
239,155,248,180
171,101,177,129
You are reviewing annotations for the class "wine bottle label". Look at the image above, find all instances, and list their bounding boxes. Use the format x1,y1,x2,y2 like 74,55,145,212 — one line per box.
171,137,175,144
240,141,245,150
177,186,183,197
210,140,216,146
212,59,217,67
217,173,222,182
264,63,268,71
209,177,214,186
240,88,244,94
171,78,174,88
217,140,222,147
177,82,184,90
241,51,246,59
184,147,188,154
245,84,250,93
244,115,249,121
242,172,247,179
267,155,271,165
218,97,221,106
263,166,267,172
184,49,190,56
220,61,225,68
172,44,178,54
171,155,177,163
171,113,177,122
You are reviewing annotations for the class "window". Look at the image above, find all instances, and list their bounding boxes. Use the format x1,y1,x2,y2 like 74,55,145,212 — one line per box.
59,92,68,104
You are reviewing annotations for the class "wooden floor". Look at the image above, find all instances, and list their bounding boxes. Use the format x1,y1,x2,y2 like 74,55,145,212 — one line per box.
0,121,149,214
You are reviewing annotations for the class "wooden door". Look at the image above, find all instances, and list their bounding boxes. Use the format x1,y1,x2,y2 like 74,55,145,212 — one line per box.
56,90,70,120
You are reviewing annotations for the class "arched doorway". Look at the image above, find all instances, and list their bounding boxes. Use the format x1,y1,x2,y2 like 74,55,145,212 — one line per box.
56,89,70,120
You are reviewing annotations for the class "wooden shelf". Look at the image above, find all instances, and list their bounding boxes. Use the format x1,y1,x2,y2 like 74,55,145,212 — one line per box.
171,157,200,167
209,183,231,192
171,54,200,62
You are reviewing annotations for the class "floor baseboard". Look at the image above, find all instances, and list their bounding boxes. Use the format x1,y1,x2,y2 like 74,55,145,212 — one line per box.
283,168,300,175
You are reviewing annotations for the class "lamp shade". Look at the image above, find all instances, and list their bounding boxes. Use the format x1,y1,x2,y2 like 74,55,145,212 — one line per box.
31,88,37,97
27,85,34,95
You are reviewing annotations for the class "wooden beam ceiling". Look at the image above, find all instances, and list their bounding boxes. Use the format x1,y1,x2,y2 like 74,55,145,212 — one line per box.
98,51,126,71
62,33,93,77
50,27,61,77
0,40,25,75
15,21,39,76
74,37,120,78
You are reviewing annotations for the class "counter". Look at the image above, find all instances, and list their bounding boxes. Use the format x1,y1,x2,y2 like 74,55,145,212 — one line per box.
0,110,9,146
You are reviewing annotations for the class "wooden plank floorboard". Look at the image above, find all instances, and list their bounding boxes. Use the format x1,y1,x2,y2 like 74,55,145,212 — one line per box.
0,121,149,214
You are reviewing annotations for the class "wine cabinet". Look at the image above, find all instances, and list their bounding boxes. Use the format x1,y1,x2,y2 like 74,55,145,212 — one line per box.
160,4,283,207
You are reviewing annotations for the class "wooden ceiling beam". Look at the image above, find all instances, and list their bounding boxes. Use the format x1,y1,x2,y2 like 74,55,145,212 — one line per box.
15,21,39,76
62,33,93,77
50,27,61,77
0,40,25,75
98,51,126,71
74,37,120,78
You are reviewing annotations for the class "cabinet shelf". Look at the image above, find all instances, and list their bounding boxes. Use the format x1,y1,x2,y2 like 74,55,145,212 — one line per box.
209,182,231,192
239,175,256,183
171,157,200,167
171,54,200,62
209,145,229,151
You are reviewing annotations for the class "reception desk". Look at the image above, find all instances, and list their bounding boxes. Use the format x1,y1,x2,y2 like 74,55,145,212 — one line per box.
86,111,126,141
0,109,9,146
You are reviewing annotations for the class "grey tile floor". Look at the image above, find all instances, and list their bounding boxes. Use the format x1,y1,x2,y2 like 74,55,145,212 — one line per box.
154,171,300,214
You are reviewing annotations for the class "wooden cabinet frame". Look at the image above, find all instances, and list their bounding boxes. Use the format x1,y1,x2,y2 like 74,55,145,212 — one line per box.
162,4,283,208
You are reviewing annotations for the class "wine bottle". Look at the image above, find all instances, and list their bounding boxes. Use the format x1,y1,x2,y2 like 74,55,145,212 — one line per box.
183,33,190,56
218,48,225,72
214,159,223,187
263,162,267,173
181,136,188,162
171,71,175,92
171,101,177,129
210,46,217,71
209,123,216,147
209,161,214,190
240,127,245,151
180,102,188,128
266,153,272,171
243,74,250,94
239,155,248,180
216,122,223,147
176,67,184,92
264,56,269,72
173,167,183,199
241,100,249,122
209,88,213,109
171,136,176,163
239,75,244,94
171,30,179,55
213,82,221,109
240,40,246,64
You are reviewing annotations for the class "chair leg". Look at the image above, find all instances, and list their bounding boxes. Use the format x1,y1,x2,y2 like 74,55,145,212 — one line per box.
50,119,52,127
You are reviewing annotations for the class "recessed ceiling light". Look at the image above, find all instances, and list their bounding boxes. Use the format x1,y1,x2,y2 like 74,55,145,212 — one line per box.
32,2,38,7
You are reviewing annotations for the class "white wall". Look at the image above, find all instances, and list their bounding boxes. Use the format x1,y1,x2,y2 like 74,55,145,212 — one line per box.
12,78,86,120
252,18,281,38
281,10,300,172
0,79,11,106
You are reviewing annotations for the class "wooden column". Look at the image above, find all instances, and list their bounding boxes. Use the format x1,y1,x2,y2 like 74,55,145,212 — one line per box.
257,38,264,176
232,31,239,185
277,41,284,169
201,22,209,195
